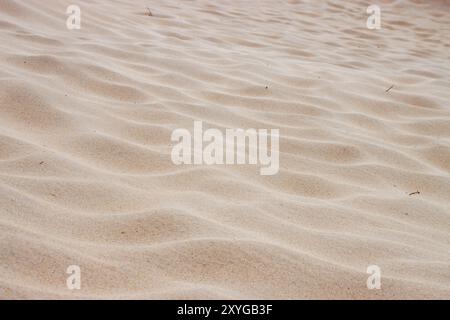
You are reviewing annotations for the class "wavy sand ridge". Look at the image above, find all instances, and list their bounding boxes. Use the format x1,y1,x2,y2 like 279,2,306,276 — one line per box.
0,0,449,299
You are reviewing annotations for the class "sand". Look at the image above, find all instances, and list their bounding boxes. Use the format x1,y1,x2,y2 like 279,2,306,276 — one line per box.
0,0,449,299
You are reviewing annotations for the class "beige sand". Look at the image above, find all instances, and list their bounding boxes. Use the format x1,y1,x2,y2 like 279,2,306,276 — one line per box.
0,0,449,299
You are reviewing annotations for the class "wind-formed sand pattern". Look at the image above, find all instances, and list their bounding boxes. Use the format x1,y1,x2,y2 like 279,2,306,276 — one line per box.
0,0,449,299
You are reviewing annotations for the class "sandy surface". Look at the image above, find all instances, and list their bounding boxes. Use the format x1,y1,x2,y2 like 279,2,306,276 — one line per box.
0,0,449,299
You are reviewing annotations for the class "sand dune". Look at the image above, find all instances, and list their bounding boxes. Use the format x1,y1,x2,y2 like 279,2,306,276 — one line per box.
0,0,449,299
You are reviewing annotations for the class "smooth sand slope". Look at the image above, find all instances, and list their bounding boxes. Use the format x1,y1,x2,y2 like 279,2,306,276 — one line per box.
0,0,449,299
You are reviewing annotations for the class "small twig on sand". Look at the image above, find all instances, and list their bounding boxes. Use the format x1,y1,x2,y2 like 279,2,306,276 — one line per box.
385,85,394,93
408,190,420,196
146,7,153,16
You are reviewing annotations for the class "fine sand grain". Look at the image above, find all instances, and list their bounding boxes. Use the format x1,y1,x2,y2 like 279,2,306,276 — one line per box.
0,0,449,299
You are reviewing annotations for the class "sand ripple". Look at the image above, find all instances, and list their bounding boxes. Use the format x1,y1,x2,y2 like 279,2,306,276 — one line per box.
0,0,449,299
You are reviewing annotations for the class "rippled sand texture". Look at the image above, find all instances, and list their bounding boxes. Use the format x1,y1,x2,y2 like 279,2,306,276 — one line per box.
1,0,450,299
